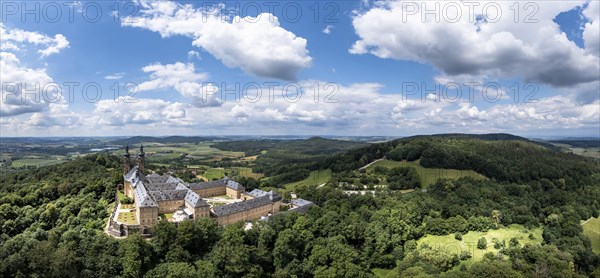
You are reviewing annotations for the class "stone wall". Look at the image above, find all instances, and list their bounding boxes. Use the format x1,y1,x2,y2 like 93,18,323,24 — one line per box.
226,187,242,199
215,202,278,226
157,200,185,214
194,186,226,198
137,206,158,226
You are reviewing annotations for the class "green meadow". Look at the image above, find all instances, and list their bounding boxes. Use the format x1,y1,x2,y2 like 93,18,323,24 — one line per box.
201,168,226,180
371,225,544,277
582,217,600,254
284,169,333,190
365,159,486,187
417,224,543,261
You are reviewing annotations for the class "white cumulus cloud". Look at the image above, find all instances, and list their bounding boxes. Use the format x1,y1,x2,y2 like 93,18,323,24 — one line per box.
350,1,600,88
122,1,311,80
137,62,220,107
0,23,69,57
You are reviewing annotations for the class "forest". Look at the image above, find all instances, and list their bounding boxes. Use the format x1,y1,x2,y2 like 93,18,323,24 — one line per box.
212,137,367,186
0,134,599,277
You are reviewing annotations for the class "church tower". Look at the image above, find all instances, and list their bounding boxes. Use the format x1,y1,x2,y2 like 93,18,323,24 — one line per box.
138,144,145,173
123,145,132,174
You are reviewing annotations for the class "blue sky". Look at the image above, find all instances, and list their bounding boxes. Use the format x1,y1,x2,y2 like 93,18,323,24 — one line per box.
1,0,599,137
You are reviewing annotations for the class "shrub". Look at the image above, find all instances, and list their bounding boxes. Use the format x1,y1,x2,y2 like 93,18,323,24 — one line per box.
121,196,133,204
459,251,472,260
494,241,502,249
509,237,520,247
455,232,463,241
477,237,488,250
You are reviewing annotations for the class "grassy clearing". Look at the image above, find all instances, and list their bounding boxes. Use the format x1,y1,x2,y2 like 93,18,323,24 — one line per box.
230,167,264,179
582,217,600,254
365,159,486,187
203,168,225,180
417,224,542,262
284,169,333,191
372,267,399,278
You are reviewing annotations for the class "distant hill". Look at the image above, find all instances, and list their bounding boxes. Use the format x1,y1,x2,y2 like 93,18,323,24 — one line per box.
320,133,599,185
109,136,225,145
411,133,530,141
211,137,368,157
406,133,559,150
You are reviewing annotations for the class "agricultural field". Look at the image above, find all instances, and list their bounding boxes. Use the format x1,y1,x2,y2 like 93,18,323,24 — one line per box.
566,147,600,159
582,217,600,254
11,158,67,168
114,142,245,162
365,159,486,187
417,224,543,262
551,142,600,159
230,167,264,179
284,169,332,190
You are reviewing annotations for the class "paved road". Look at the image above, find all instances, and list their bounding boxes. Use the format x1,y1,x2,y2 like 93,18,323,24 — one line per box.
358,158,386,170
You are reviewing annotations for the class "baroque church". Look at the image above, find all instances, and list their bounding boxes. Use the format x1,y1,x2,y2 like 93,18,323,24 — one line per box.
119,145,283,229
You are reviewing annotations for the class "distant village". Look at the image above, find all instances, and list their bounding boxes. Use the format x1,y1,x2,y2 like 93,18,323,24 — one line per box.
107,145,314,237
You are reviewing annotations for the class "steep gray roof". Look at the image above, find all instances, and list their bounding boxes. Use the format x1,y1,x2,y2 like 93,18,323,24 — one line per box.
129,171,250,212
288,198,315,214
149,189,188,202
225,179,244,191
146,175,180,184
211,195,277,217
290,198,313,207
188,179,227,190
187,177,245,191
267,190,282,202
133,180,158,208
175,183,189,190
124,166,139,181
247,189,268,198
145,182,180,192
185,190,208,208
